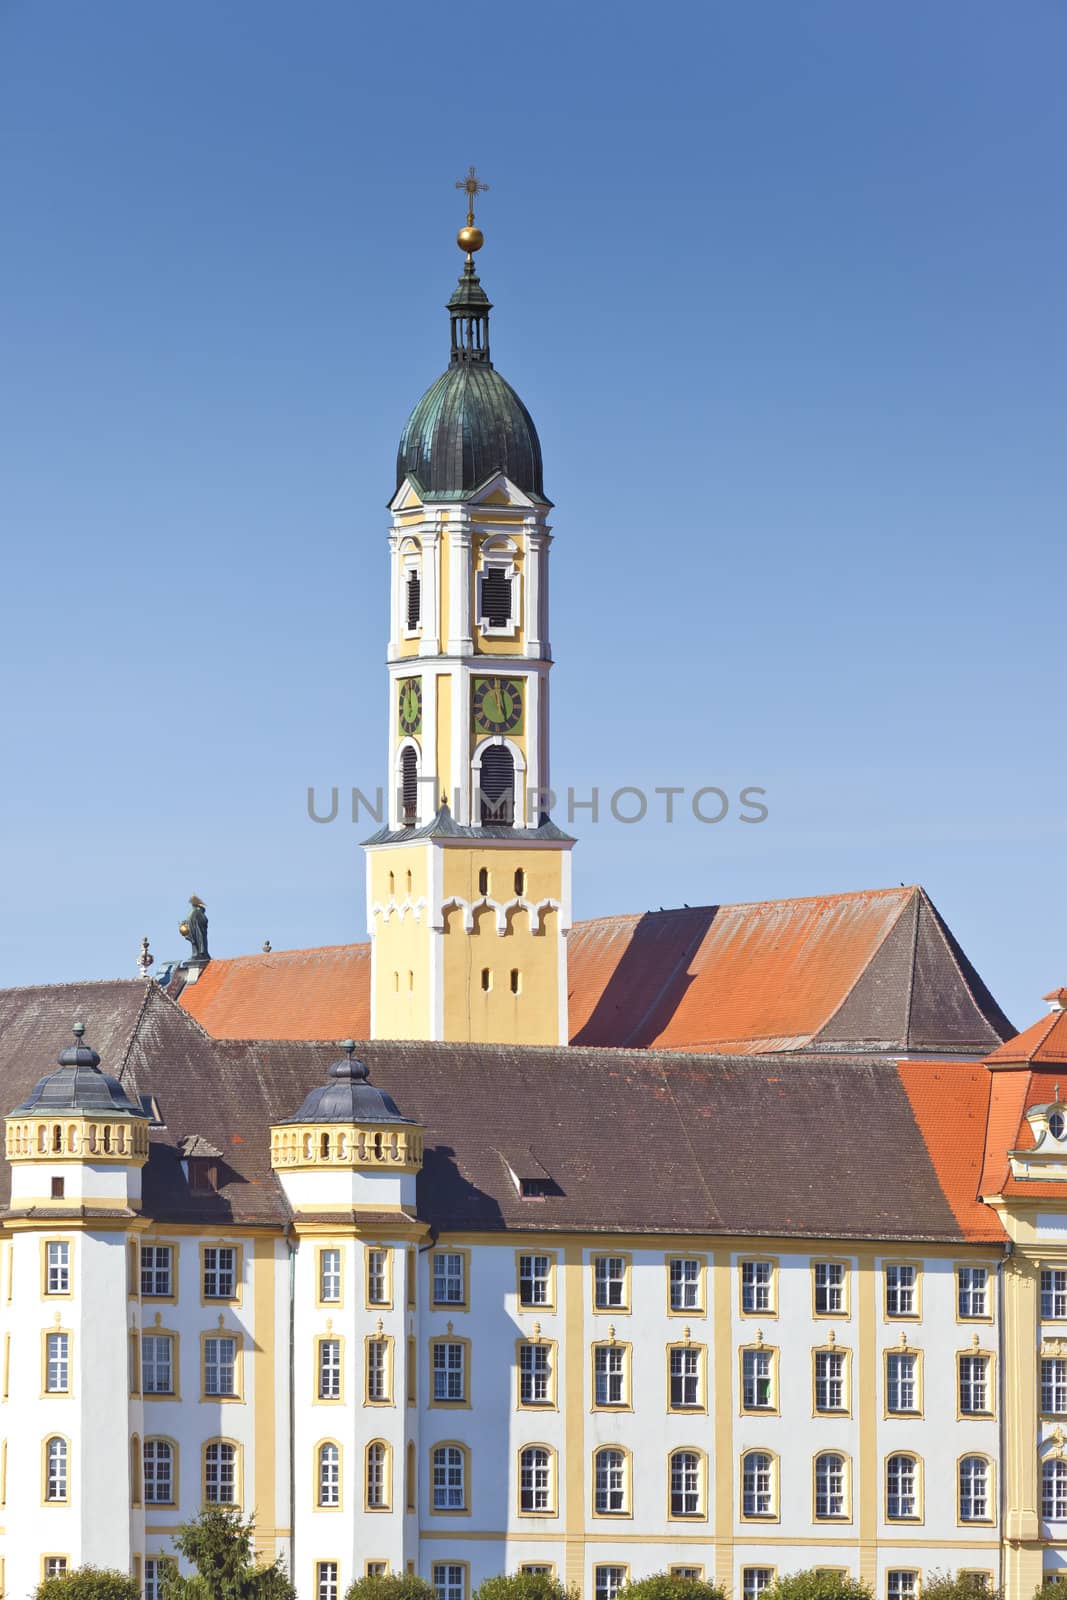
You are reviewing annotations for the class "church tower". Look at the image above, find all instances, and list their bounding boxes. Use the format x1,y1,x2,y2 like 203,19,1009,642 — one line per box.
364,173,573,1045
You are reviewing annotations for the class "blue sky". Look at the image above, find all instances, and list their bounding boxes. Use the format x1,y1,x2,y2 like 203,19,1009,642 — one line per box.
0,1,1063,1030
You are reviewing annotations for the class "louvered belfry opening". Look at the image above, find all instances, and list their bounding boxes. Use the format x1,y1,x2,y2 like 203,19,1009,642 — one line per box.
400,746,418,825
406,568,421,630
479,744,515,825
480,565,512,629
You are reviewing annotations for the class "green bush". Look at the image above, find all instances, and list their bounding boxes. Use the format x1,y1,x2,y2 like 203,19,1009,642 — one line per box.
474,1576,578,1600
764,1573,873,1600
913,1574,1000,1600
35,1570,142,1600
160,1507,295,1600
344,1576,437,1600
619,1575,727,1600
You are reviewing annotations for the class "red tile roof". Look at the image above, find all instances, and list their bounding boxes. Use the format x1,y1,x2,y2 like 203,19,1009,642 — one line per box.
897,1061,1003,1240
179,885,1012,1056
983,1005,1067,1066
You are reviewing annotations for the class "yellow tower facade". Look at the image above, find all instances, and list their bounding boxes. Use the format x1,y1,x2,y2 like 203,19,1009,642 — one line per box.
363,184,573,1045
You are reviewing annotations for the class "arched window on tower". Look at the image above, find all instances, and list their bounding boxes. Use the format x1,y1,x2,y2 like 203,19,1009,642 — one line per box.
479,744,514,825
400,746,418,826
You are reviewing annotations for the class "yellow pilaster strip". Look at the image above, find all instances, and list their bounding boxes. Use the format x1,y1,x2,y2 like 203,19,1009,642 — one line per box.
857,1249,877,1588
253,1236,277,1560
563,1243,585,1593
713,1248,734,1591
1004,1252,1042,1600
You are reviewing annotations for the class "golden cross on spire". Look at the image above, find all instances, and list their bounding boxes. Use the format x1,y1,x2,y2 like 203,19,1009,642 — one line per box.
455,165,488,226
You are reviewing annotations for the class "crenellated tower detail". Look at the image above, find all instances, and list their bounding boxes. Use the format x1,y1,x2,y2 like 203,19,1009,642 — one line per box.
364,177,573,1045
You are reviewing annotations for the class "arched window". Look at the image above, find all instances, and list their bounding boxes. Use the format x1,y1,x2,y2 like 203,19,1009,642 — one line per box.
520,1445,553,1514
959,1455,990,1522
432,1444,466,1512
742,1450,775,1518
45,1436,68,1502
204,1440,238,1505
366,1440,389,1509
670,1449,702,1517
479,744,514,825
886,1453,919,1520
318,1441,340,1508
594,1447,627,1515
400,745,419,825
1043,1457,1067,1519
144,1438,174,1505
815,1452,847,1519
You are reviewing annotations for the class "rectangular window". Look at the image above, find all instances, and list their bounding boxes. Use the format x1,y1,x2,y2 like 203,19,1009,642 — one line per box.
479,564,513,630
144,1441,174,1504
519,1253,551,1307
366,1566,388,1580
203,1246,237,1300
432,1252,465,1306
960,1354,991,1414
815,1349,847,1411
432,1340,466,1403
317,1562,340,1600
958,1266,989,1318
669,1257,701,1312
885,1264,917,1317
318,1338,341,1400
886,1352,919,1413
887,1456,918,1520
204,1441,236,1503
46,1332,70,1393
741,1347,773,1410
742,1570,774,1600
741,1259,773,1313
367,1338,389,1402
141,1245,173,1299
44,1560,69,1580
670,1572,703,1583
405,567,421,632
1044,1270,1067,1320
595,1568,627,1600
1044,1358,1067,1414
594,1255,626,1309
814,1261,845,1315
45,1242,70,1295
145,1560,174,1600
203,1336,237,1397
367,1249,389,1306
887,1575,918,1600
519,1341,552,1405
433,1565,466,1600
594,1343,626,1406
319,1248,341,1304
142,1334,175,1395
670,1345,702,1408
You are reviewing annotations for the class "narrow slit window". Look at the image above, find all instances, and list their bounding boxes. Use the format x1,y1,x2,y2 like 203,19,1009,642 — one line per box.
406,567,421,630
481,968,491,992
510,969,520,994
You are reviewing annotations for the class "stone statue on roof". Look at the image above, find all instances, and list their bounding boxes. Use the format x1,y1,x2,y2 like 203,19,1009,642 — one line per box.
178,895,210,963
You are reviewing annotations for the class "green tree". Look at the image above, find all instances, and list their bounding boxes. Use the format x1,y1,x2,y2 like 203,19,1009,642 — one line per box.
160,1507,296,1600
1034,1582,1062,1600
344,1576,437,1600
473,1575,579,1600
35,1569,142,1600
763,1574,873,1600
619,1575,727,1600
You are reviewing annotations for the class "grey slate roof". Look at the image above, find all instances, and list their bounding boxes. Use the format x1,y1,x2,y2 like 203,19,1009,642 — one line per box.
0,980,1002,1243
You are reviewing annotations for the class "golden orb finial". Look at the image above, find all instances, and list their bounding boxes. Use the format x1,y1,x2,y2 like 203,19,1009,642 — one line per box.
455,165,488,256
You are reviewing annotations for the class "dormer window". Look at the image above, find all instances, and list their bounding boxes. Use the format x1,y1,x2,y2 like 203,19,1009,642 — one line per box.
1051,1110,1066,1140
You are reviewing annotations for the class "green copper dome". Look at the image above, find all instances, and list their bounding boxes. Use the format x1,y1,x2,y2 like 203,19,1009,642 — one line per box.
396,260,547,503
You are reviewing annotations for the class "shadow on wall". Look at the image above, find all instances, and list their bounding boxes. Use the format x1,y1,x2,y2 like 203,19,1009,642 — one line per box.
570,906,718,1048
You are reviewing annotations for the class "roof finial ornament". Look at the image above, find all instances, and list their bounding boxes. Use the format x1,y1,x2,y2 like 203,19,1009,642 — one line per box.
455,165,488,259
72,1021,85,1040
262,939,272,954
137,936,154,979
178,895,210,967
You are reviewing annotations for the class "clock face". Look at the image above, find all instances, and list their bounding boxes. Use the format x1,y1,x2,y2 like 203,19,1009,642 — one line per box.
397,676,422,736
472,675,524,735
